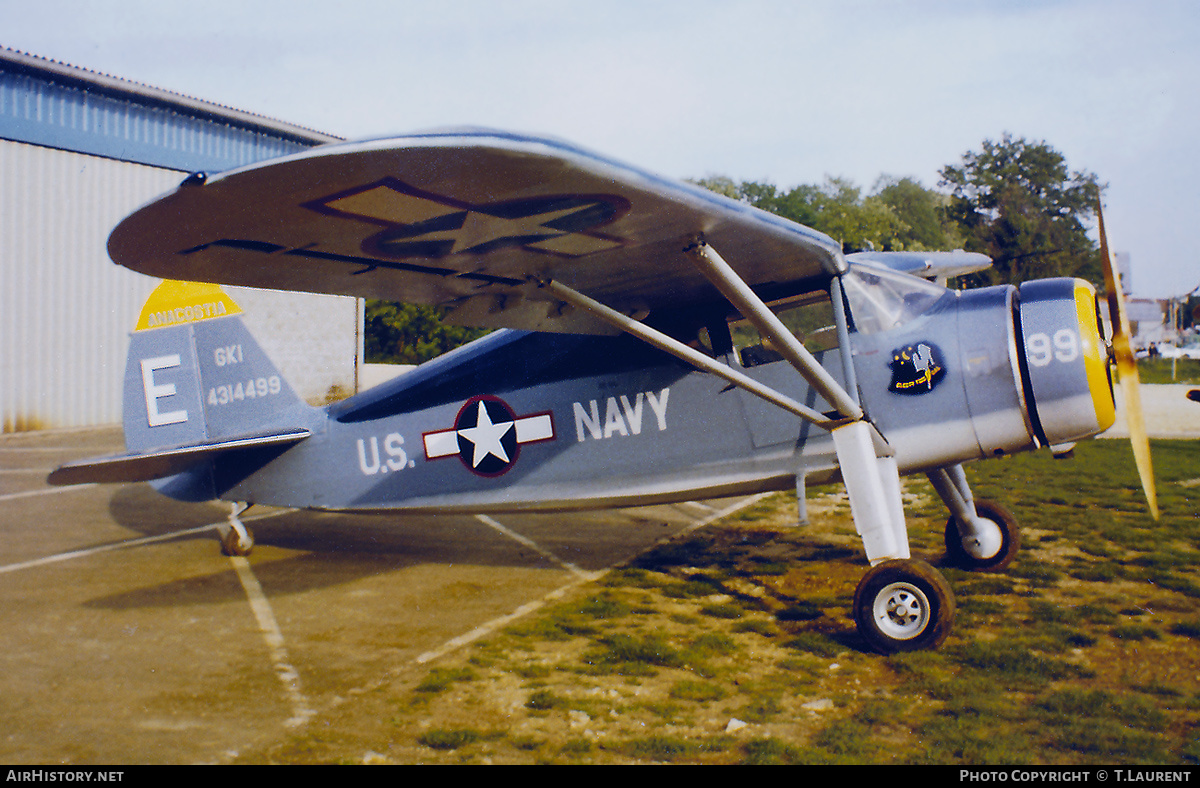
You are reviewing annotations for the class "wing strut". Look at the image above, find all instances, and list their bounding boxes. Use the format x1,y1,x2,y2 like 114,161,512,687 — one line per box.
685,241,863,421
541,279,846,430
543,249,908,565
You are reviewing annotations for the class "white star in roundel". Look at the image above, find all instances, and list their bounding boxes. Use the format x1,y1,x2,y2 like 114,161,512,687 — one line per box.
457,400,514,468
446,206,589,254
422,396,556,477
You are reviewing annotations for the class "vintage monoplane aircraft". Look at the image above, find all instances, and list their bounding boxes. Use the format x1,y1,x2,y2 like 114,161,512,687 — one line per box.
49,129,1156,653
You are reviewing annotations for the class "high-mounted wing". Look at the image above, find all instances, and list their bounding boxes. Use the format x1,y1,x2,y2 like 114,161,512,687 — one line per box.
108,129,844,333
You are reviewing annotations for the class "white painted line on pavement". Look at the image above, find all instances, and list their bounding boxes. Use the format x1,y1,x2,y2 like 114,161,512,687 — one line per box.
0,509,293,575
475,513,598,580
415,494,771,665
229,555,316,729
0,484,98,502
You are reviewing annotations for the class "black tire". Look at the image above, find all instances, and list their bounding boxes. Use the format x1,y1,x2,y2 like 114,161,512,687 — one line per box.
853,559,955,654
943,499,1019,572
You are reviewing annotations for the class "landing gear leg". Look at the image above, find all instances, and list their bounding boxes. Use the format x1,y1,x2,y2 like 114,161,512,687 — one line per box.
832,422,909,563
218,502,254,557
833,423,957,652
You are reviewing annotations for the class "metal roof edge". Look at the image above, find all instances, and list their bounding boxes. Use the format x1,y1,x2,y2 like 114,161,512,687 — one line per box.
0,46,344,146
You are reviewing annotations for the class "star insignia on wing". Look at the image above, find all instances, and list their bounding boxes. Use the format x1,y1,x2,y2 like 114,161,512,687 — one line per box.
307,177,628,260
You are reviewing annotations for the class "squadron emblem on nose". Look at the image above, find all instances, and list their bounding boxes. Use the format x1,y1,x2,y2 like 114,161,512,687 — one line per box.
889,342,946,394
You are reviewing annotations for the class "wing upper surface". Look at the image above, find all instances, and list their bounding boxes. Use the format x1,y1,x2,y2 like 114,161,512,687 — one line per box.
108,129,844,332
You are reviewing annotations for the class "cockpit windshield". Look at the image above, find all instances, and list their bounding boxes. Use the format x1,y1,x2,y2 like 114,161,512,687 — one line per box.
842,263,949,334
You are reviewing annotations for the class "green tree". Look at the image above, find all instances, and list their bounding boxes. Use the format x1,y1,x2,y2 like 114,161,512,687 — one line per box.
364,301,489,365
874,175,965,252
805,177,906,252
692,176,821,227
939,134,1102,286
695,175,960,254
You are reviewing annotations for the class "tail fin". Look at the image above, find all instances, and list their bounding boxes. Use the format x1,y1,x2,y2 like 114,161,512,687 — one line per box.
123,280,303,451
49,281,311,492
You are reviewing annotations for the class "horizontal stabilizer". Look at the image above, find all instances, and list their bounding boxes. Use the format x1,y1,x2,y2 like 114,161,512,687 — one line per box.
47,429,311,486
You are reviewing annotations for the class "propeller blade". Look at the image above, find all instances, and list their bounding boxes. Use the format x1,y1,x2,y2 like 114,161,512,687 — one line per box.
1097,196,1158,519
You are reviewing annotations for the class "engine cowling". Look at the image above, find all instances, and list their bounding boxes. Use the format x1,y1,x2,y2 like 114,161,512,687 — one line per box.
1017,278,1116,446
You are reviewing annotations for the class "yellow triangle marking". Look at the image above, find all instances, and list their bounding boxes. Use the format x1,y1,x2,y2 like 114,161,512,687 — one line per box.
135,280,243,332
528,233,623,256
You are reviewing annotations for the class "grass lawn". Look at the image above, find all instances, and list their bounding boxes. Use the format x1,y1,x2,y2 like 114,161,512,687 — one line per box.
259,439,1200,765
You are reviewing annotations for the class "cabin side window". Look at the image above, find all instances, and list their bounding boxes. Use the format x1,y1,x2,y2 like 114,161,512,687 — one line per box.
727,290,838,368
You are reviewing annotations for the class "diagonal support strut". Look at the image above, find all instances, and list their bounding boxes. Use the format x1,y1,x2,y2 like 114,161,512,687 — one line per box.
685,240,863,421
541,243,910,565
541,278,845,430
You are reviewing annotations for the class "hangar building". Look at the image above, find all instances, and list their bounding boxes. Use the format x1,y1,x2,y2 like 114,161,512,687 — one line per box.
0,48,360,433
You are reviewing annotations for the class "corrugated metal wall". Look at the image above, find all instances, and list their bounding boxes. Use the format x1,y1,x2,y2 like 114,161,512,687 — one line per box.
0,140,362,432
0,141,174,431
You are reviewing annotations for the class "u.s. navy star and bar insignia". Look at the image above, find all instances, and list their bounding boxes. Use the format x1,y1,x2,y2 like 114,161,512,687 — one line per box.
307,177,629,260
423,396,555,476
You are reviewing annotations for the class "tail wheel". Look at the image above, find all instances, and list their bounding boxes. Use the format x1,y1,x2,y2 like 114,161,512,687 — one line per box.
220,526,254,557
219,506,254,557
943,499,1020,572
853,559,955,654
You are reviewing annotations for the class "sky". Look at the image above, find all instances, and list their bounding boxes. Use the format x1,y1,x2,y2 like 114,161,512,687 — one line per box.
3,0,1197,298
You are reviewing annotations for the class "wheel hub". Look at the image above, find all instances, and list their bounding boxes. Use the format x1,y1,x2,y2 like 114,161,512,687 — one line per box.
873,582,930,640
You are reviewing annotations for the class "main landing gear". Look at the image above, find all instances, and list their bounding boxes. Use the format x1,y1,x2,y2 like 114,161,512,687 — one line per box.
849,463,1021,654
218,502,255,557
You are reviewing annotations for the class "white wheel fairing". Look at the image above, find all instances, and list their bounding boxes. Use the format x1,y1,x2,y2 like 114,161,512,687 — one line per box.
943,500,1020,573
961,517,1004,561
